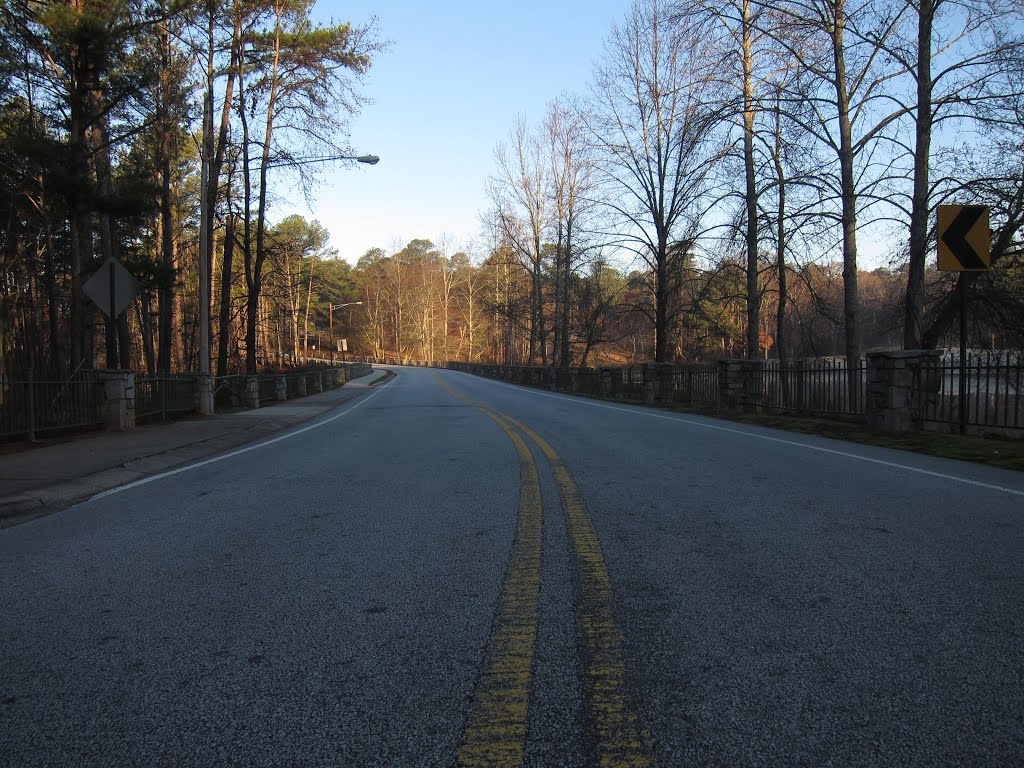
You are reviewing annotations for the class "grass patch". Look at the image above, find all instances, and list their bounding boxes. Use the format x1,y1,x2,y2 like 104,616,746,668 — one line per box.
567,389,1024,472
368,370,396,386
677,405,1024,472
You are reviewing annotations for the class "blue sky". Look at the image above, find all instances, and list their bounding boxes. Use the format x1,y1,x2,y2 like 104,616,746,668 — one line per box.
276,0,631,263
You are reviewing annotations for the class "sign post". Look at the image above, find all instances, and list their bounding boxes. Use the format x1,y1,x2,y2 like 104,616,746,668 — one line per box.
937,205,990,434
82,257,139,369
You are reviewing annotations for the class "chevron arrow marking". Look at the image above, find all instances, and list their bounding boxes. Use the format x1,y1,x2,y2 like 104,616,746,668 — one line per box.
939,205,989,271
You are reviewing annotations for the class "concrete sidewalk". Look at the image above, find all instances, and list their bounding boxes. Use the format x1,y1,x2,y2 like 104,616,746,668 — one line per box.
0,367,392,525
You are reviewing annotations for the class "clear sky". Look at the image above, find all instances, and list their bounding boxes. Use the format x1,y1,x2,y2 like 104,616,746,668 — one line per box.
275,0,631,264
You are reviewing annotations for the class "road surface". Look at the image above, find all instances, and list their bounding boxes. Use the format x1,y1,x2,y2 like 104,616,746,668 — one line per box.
2,366,1023,766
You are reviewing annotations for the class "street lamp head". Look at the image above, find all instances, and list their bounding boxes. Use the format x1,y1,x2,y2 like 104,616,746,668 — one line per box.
355,155,379,165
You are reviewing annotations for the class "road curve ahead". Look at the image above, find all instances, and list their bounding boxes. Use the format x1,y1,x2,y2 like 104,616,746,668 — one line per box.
2,366,1023,767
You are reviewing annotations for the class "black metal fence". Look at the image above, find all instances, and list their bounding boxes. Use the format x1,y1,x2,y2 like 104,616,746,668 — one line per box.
2,362,377,440
759,359,867,417
0,372,104,439
213,374,247,407
920,352,1023,434
259,375,279,402
670,365,718,405
444,354,1023,437
135,375,196,422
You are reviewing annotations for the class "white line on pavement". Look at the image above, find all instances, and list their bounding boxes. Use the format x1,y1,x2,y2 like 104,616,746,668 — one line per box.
447,370,1024,498
89,374,397,502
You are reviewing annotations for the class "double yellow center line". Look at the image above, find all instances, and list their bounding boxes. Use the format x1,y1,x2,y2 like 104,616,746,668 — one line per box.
437,376,655,767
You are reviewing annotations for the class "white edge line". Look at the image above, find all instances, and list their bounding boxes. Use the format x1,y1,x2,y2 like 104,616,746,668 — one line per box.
446,370,1024,498
89,373,396,502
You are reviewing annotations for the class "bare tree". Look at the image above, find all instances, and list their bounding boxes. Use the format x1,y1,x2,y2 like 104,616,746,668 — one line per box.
874,0,1024,348
489,116,549,364
588,0,722,362
765,0,909,400
546,96,596,368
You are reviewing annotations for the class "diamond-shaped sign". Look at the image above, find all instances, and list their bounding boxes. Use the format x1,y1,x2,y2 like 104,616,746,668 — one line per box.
82,258,139,318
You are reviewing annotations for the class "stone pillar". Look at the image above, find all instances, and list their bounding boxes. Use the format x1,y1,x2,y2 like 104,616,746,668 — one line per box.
656,363,674,404
744,359,765,413
600,367,623,398
313,372,324,393
194,372,214,416
717,359,764,415
276,375,287,401
246,376,260,408
642,363,657,404
866,350,942,433
296,375,307,397
96,370,135,431
718,360,745,415
641,364,675,405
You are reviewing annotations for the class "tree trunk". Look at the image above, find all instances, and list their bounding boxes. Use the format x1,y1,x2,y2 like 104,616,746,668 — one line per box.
775,159,789,406
157,12,175,373
903,0,933,349
140,292,156,374
833,0,862,404
655,235,670,363
248,2,282,373
41,211,66,374
561,219,572,368
216,214,236,378
742,0,760,360
89,98,120,368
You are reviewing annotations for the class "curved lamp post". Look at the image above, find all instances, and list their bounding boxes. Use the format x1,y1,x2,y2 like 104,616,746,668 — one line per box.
269,154,379,167
329,301,362,364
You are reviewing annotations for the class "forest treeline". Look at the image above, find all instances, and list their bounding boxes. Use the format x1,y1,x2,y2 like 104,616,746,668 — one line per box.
3,0,1024,381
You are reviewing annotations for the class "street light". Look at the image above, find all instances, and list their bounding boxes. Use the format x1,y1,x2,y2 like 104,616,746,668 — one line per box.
268,153,380,168
329,301,362,365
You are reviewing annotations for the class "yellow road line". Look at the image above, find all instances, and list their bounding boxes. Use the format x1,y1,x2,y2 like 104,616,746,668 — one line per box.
438,378,542,768
502,416,656,768
436,374,655,766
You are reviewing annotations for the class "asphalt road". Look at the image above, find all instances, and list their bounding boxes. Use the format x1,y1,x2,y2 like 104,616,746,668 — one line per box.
2,366,1023,767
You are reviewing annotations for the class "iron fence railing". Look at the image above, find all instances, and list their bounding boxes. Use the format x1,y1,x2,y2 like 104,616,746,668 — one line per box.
213,374,247,407
135,375,195,422
1,362,376,439
759,359,867,417
671,365,718,405
0,372,104,439
259,375,278,402
920,352,1023,434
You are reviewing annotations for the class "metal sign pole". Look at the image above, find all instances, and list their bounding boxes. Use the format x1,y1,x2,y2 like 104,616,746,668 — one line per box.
109,260,117,369
959,278,968,435
936,204,989,436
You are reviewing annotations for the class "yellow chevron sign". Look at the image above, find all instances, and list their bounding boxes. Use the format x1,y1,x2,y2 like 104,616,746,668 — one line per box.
938,205,990,271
